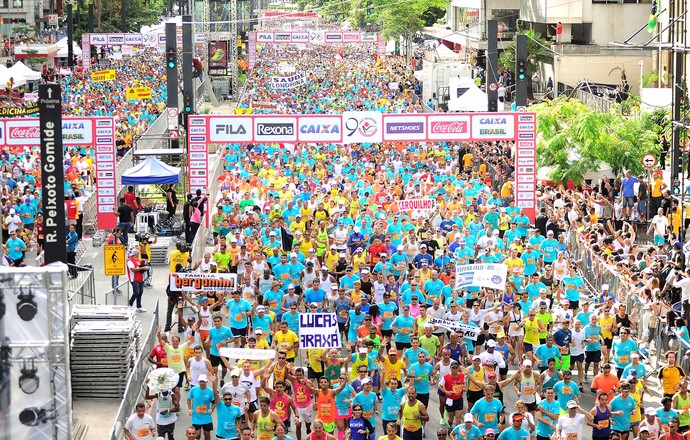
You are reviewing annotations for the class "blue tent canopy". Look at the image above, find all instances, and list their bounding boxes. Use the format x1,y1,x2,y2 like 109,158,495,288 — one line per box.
121,157,182,185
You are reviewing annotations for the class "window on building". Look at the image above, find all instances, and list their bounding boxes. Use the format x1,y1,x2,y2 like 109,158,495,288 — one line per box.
12,0,22,7
0,0,8,7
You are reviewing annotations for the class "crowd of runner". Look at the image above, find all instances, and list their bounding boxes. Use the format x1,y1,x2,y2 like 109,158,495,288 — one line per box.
123,19,690,440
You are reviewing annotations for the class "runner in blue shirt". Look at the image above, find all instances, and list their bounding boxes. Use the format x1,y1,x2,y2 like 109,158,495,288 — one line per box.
469,386,504,432
498,413,531,440
225,292,253,337
215,391,243,440
612,330,639,377
391,306,415,350
188,374,216,434
535,388,561,438
451,414,483,440
609,384,637,433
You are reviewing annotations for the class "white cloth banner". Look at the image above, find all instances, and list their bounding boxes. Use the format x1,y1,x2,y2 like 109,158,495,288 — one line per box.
683,239,690,255
396,199,435,211
219,347,277,360
271,72,306,89
169,272,238,292
299,313,341,348
455,263,508,290
426,317,480,340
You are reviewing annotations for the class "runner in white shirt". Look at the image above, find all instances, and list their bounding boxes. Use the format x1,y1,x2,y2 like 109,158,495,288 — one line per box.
556,400,594,440
186,347,212,387
570,319,587,390
123,403,156,440
648,208,669,245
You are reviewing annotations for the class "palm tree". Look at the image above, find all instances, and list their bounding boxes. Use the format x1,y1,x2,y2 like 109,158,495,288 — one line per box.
498,28,553,100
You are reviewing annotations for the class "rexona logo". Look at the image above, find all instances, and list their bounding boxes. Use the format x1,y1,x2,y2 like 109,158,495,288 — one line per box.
275,33,291,41
300,124,339,134
257,123,294,136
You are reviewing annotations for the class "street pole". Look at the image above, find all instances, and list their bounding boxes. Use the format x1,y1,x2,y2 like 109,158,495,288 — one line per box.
121,0,126,33
67,2,74,67
88,0,94,33
486,20,498,112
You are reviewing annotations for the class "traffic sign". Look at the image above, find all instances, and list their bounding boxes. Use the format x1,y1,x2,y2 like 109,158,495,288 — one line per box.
169,129,179,140
642,153,657,169
488,82,498,92
516,106,527,112
104,244,126,276
167,107,179,130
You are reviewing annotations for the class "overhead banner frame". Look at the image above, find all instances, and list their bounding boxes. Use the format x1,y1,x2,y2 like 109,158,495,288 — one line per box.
187,112,537,220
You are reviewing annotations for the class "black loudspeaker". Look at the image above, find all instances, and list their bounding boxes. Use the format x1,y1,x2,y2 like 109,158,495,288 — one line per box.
18,359,39,394
16,288,37,322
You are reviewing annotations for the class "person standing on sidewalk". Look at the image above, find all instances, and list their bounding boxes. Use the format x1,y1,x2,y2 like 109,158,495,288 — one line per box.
66,224,79,278
127,248,148,313
114,197,135,245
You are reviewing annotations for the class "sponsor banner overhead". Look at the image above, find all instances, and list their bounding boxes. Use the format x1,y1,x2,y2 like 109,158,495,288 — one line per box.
168,272,238,292
299,313,341,348
254,31,378,44
271,72,307,89
87,33,143,45
192,112,533,145
125,87,152,100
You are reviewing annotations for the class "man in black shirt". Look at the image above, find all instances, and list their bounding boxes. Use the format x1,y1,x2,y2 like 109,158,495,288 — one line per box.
114,198,135,244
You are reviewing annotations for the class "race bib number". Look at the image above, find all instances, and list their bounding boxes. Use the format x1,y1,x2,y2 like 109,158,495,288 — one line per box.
618,355,629,364
202,318,209,327
510,324,520,333
196,405,208,414
603,324,611,331
259,434,271,440
137,428,150,437
297,393,308,403
320,405,332,417
492,326,502,333
597,420,609,429
405,423,419,431
170,354,182,363
567,433,578,440
402,328,410,334
484,413,496,423
453,384,464,394
589,335,598,342
522,386,534,395
470,292,478,298
340,310,348,319
363,410,373,419
561,386,572,395
384,311,393,320
235,314,244,322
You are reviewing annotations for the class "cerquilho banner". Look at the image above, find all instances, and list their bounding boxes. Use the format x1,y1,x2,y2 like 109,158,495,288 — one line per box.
271,72,307,89
396,199,435,211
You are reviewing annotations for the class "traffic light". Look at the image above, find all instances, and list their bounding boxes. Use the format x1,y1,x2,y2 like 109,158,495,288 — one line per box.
183,92,192,113
517,58,527,81
166,47,176,69
489,98,498,112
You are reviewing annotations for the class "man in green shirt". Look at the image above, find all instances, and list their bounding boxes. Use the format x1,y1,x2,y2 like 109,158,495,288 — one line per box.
213,244,233,272
535,302,553,343
419,325,441,359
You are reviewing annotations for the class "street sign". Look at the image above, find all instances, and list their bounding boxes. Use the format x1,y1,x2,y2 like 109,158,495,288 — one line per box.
169,129,179,140
642,153,657,169
516,106,527,112
38,84,67,265
104,245,126,276
167,107,179,130
488,82,498,92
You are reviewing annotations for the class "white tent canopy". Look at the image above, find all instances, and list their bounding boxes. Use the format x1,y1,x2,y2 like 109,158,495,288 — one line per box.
447,77,487,112
0,65,27,88
56,37,82,58
8,61,41,81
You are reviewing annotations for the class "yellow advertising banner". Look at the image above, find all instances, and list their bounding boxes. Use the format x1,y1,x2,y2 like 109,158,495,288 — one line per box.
0,103,40,117
104,244,126,276
126,87,152,100
91,69,116,82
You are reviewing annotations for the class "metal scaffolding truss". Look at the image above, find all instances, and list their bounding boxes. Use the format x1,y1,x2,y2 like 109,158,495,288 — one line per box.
1,266,72,440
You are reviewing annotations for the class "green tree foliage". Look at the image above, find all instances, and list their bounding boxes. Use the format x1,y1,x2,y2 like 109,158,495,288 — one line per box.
533,97,665,184
70,0,165,39
498,29,552,99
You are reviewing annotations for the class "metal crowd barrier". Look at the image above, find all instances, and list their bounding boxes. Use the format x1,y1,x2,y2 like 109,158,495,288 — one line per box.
190,151,225,264
107,300,160,440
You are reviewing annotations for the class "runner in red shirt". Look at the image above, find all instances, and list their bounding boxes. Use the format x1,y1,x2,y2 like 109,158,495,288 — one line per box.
439,361,465,426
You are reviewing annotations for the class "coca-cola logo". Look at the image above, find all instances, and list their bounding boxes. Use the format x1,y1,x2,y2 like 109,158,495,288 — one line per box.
431,121,467,133
10,127,40,138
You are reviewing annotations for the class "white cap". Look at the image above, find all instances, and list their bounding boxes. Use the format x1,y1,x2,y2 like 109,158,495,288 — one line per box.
645,407,657,416
354,227,361,233
198,374,208,382
361,377,372,384
361,268,370,274
397,245,404,251
290,252,297,258
331,283,339,291
523,359,532,367
486,340,496,348
9,209,15,214
602,284,609,290
359,347,368,353
269,231,276,236
230,237,238,243
288,284,295,289
330,245,337,249
257,305,266,312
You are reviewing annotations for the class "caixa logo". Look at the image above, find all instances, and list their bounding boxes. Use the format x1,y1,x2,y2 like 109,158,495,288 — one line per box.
518,124,534,131
256,123,294,136
189,127,205,133
96,128,112,135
